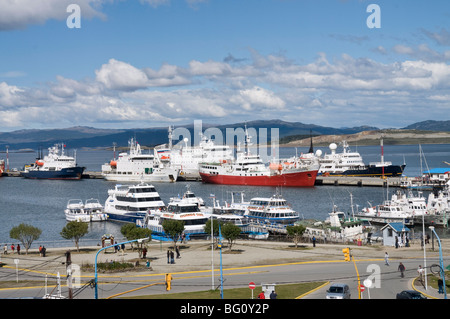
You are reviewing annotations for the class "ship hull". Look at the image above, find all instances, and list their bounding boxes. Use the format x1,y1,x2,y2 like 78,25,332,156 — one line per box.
321,164,405,177
200,170,318,187
21,166,85,180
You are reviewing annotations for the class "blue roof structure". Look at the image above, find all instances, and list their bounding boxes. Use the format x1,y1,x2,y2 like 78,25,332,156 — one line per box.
381,222,410,232
423,168,450,174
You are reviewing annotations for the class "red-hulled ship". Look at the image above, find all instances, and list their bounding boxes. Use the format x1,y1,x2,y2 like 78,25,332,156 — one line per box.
198,126,319,187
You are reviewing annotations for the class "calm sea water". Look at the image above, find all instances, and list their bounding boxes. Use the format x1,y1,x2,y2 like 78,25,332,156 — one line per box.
1,143,449,247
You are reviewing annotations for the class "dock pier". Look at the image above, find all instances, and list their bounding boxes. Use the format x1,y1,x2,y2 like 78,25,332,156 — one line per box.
2,171,403,187
315,176,402,187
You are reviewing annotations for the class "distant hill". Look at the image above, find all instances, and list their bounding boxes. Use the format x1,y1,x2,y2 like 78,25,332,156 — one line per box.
0,119,447,150
402,120,450,132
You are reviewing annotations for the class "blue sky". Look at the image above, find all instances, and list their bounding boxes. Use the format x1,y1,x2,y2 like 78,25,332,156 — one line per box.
0,0,449,131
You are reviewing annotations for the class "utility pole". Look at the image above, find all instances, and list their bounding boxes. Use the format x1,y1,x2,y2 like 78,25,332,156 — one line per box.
66,250,73,299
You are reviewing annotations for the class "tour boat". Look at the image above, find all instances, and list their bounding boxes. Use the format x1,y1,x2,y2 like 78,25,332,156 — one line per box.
244,194,300,225
104,183,165,223
139,198,210,239
64,199,108,222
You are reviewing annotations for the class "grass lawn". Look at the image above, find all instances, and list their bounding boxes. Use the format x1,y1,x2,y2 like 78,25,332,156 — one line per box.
129,281,327,299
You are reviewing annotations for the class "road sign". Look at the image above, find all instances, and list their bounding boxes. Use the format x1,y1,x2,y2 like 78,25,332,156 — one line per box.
249,282,256,290
360,284,365,292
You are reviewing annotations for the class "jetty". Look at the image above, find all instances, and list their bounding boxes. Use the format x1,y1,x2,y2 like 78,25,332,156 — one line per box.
315,176,402,187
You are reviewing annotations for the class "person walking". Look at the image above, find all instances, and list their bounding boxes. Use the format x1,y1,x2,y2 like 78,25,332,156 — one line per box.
17,244,20,255
10,244,14,254
417,265,424,285
3,244,7,255
398,262,405,278
270,290,277,299
170,250,175,264
384,252,389,266
167,250,170,264
258,291,265,299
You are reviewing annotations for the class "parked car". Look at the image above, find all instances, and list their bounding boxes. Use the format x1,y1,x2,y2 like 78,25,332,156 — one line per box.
396,290,427,299
326,283,351,299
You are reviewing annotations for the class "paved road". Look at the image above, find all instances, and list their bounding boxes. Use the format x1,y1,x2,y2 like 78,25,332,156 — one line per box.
0,256,442,299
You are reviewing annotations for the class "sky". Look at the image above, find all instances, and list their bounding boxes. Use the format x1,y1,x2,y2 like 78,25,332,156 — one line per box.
0,0,450,132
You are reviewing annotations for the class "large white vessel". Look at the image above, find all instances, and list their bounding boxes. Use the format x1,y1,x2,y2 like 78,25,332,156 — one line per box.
199,126,319,187
317,140,405,177
155,126,234,180
104,183,165,223
101,138,178,182
356,191,425,225
139,198,210,239
64,199,108,222
22,143,85,179
245,194,300,225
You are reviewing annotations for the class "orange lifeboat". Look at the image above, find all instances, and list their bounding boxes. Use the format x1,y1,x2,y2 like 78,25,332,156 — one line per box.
269,163,282,171
110,160,117,167
35,160,44,167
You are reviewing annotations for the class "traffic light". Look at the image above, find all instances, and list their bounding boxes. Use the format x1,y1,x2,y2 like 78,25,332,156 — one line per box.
342,248,351,262
165,273,172,291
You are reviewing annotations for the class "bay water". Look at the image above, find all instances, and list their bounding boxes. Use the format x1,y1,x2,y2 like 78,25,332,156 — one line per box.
1,143,449,248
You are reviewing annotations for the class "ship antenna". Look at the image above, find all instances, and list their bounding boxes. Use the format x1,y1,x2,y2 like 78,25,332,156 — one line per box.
308,129,314,154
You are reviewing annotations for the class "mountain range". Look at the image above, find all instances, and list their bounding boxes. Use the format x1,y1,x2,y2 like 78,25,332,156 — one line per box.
0,119,449,151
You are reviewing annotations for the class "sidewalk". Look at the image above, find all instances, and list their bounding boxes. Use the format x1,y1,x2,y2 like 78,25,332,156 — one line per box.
412,277,448,300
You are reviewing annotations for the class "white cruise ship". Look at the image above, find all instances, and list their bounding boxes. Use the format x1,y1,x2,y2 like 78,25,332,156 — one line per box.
155,126,234,180
104,183,165,223
101,138,179,182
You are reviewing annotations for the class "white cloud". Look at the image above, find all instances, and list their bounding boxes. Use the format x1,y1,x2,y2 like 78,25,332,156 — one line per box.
2,50,450,130
95,59,150,91
0,0,105,31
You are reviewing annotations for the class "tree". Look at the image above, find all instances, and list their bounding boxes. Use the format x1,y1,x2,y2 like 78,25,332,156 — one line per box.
286,225,306,248
9,223,42,255
120,224,152,258
162,219,185,248
204,218,221,247
221,223,241,251
60,221,89,252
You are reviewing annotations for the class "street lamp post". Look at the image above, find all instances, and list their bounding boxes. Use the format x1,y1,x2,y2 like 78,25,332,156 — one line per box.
94,237,149,299
429,226,447,299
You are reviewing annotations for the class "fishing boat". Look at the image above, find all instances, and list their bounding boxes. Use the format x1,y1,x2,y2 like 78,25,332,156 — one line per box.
101,138,178,182
22,144,85,179
317,140,405,177
64,199,108,222
104,183,165,223
199,125,319,187
302,207,372,243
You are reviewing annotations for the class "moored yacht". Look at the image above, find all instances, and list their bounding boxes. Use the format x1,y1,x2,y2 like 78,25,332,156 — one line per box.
318,140,405,177
104,183,165,223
